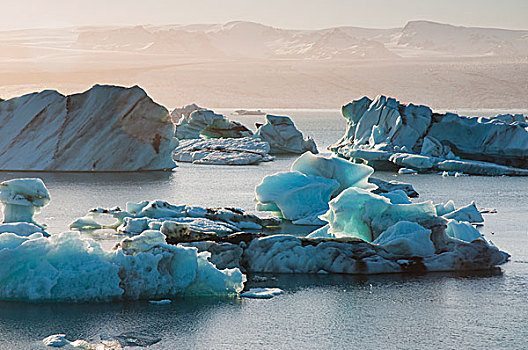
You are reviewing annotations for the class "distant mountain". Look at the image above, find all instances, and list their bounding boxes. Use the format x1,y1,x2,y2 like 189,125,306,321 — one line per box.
397,20,528,56
3,20,527,60
75,21,399,59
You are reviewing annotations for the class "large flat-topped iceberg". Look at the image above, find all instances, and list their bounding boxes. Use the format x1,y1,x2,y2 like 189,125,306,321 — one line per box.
330,95,528,175
0,85,178,171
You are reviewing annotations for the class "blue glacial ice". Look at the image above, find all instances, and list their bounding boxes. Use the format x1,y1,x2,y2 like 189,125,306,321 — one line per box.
0,230,245,302
255,152,376,224
330,95,528,175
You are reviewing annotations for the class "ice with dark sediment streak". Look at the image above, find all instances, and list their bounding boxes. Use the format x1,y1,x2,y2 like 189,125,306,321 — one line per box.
330,95,528,175
172,137,274,165
70,200,281,236
0,85,178,171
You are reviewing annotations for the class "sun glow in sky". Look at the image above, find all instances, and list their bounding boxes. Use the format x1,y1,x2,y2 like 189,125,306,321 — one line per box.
1,0,527,30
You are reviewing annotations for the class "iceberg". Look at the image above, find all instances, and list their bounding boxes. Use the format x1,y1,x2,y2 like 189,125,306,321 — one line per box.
170,103,204,123
172,137,274,165
175,109,253,139
330,95,528,175
255,114,318,154
0,85,178,171
0,230,245,302
179,227,509,275
0,178,50,236
255,152,409,224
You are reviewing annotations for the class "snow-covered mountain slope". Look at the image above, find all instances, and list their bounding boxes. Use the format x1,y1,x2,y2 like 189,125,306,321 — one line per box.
0,85,177,171
397,20,528,56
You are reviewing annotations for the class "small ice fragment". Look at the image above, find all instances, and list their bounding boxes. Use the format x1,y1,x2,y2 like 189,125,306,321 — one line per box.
42,334,69,347
148,299,172,305
240,288,284,299
398,168,418,175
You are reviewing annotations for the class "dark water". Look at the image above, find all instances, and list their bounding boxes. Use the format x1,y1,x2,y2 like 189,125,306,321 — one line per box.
0,109,526,349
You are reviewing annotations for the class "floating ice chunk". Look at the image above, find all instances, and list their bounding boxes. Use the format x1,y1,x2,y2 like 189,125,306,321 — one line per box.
68,216,103,231
74,201,279,235
240,288,284,299
42,334,69,347
255,153,380,222
175,109,253,139
398,168,418,174
291,152,376,194
255,171,339,221
373,221,435,258
443,201,484,223
379,190,412,204
149,299,172,305
239,232,507,275
389,153,436,171
170,103,204,123
369,177,419,198
255,114,318,154
446,220,485,243
435,200,456,216
172,137,273,165
321,188,436,241
0,178,50,226
0,222,47,237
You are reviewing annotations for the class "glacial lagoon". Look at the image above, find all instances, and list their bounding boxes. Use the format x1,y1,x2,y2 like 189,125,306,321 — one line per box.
0,109,526,349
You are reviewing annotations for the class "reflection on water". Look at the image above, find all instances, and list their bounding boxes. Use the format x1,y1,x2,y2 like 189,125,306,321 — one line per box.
0,270,519,349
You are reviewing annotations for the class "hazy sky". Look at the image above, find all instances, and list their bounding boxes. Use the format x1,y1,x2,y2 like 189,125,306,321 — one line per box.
2,0,527,30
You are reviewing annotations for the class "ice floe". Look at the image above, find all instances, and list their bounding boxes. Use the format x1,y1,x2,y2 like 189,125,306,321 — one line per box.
256,114,318,154
240,287,284,299
71,200,281,237
172,137,274,165
330,95,528,175
0,85,178,171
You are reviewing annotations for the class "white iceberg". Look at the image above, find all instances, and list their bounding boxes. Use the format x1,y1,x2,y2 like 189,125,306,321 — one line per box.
170,103,204,123
0,178,50,236
255,114,318,154
172,137,274,165
331,95,528,176
0,85,178,171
